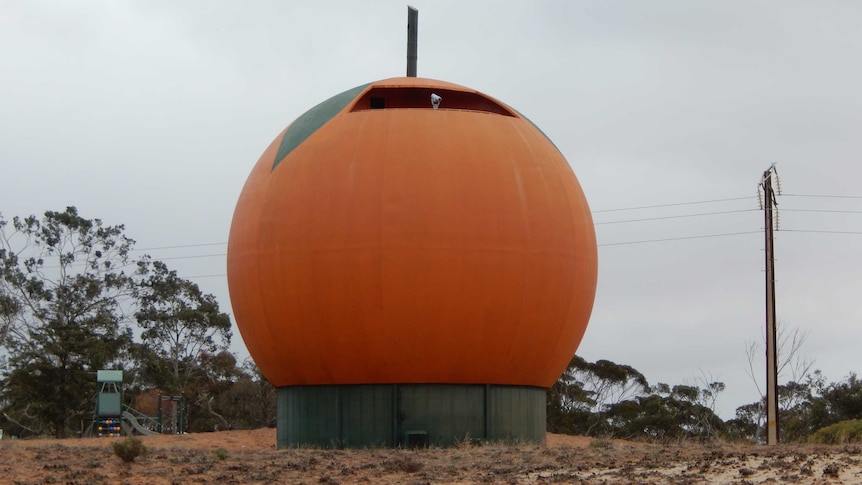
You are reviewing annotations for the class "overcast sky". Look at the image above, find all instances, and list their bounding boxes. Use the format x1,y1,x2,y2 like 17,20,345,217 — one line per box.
2,1,860,419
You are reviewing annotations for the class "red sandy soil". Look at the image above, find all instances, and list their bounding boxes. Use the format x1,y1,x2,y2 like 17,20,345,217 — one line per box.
0,429,860,484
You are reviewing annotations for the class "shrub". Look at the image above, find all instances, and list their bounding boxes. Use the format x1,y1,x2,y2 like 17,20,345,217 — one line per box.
112,436,147,462
382,455,424,473
213,448,230,460
589,439,613,449
810,420,862,444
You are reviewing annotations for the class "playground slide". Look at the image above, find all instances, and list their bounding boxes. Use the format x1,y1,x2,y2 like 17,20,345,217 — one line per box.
121,411,158,436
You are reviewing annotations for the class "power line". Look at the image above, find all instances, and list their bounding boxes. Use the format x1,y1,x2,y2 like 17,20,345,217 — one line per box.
124,197,759,252
778,208,862,214
595,209,756,225
597,231,761,247
157,253,227,261
112,196,858,257
41,227,860,275
779,229,862,235
591,196,753,213
134,242,227,252
597,225,862,247
781,194,862,199
168,228,861,261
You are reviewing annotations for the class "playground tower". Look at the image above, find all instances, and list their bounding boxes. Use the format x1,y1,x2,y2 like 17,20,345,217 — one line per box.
90,370,184,437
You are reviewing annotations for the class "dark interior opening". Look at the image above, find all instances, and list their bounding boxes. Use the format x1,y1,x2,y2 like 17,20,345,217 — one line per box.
403,431,428,448
351,87,515,116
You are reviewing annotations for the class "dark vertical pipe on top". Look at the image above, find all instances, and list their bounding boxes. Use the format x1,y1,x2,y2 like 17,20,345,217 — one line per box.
407,6,418,77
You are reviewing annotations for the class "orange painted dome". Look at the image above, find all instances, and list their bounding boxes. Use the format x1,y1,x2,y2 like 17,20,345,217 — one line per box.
227,77,597,388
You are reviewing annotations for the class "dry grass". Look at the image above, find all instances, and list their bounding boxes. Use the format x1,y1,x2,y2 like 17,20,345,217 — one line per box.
0,429,860,484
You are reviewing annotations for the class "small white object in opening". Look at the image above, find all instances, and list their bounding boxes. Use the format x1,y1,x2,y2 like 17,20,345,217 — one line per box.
430,93,442,109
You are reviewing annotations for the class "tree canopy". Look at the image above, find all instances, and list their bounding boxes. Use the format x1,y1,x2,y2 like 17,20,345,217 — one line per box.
0,207,274,438
548,354,862,443
547,356,725,441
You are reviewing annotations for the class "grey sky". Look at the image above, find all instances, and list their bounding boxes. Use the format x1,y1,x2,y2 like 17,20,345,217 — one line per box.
2,1,860,418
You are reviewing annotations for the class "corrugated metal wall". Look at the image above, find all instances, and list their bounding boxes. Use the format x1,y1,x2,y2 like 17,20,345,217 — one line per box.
277,384,545,448
487,385,546,442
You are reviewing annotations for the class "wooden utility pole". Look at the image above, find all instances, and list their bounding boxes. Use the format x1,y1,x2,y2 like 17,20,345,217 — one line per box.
760,165,780,445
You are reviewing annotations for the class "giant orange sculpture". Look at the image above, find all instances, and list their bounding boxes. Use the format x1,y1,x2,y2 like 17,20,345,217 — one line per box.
228,77,597,447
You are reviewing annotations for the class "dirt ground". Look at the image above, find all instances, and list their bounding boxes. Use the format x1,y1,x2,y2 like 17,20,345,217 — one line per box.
1,429,860,484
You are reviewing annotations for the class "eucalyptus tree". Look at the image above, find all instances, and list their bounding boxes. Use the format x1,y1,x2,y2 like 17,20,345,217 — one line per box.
135,260,232,429
0,207,136,437
135,260,232,392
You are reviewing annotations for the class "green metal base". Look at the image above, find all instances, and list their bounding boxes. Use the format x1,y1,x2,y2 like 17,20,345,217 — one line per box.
277,384,546,448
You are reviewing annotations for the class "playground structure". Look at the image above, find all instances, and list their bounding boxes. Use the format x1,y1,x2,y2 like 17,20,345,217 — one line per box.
88,370,184,437
156,394,185,435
